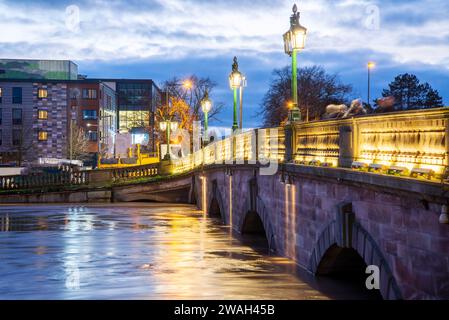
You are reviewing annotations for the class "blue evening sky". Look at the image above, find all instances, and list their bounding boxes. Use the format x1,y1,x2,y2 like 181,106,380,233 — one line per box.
0,0,448,128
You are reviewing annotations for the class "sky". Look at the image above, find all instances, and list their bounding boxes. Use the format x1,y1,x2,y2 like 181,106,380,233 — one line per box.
1,0,448,129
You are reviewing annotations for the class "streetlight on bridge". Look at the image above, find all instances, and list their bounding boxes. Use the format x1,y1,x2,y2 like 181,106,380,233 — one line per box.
229,57,244,133
283,4,307,122
159,119,178,161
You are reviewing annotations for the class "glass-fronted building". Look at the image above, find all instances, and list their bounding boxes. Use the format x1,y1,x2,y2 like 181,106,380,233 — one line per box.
0,59,78,80
98,79,161,152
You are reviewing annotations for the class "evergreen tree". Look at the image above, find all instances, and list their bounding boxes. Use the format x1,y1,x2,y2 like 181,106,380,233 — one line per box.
379,73,443,111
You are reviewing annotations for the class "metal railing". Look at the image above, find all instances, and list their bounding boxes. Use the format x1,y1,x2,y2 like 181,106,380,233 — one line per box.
110,164,159,182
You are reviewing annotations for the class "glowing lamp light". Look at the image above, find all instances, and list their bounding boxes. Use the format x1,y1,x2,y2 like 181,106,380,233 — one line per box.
159,121,167,131
201,91,212,113
170,122,178,132
368,61,376,69
182,79,193,90
283,4,307,56
229,69,243,90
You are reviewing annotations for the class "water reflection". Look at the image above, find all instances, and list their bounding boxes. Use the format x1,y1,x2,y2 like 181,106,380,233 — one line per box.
0,204,328,300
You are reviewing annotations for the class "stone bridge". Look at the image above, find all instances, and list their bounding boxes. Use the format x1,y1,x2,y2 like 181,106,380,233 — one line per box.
193,163,449,300
174,108,449,300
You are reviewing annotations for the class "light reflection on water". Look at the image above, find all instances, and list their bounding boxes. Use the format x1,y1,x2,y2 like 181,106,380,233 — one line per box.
0,203,328,300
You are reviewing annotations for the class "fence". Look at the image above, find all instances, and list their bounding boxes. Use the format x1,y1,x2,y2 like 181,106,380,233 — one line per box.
110,164,159,182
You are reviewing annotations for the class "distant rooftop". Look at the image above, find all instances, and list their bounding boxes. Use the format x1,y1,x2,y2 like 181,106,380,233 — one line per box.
0,59,78,80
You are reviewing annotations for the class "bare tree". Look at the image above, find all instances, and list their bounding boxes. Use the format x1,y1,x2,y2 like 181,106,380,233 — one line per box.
70,125,90,161
260,66,353,127
162,75,224,125
12,127,36,166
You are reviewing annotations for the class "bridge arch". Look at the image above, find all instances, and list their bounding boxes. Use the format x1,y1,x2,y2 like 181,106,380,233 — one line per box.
208,179,226,224
239,194,277,253
309,203,402,300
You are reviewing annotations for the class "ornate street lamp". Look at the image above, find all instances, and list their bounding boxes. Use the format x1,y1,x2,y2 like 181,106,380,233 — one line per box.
159,119,178,160
229,57,243,132
283,4,307,122
201,90,212,143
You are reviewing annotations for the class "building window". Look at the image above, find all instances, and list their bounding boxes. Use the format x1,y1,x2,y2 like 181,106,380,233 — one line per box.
12,129,21,146
70,89,80,100
0,108,2,125
38,88,48,99
38,110,48,120
87,131,97,141
12,87,22,104
0,87,2,103
38,131,48,141
12,108,22,125
82,89,97,99
82,110,97,120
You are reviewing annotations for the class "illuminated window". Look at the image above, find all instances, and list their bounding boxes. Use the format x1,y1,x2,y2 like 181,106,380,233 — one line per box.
38,89,48,99
82,110,97,120
38,110,48,120
38,131,48,141
82,89,97,99
0,87,2,103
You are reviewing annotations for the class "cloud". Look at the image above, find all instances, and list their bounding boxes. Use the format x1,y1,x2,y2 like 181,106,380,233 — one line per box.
0,0,447,68
0,0,448,128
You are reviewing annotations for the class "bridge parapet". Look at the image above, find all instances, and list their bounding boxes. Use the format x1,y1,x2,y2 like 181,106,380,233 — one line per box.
293,108,449,177
172,108,449,182
171,128,285,174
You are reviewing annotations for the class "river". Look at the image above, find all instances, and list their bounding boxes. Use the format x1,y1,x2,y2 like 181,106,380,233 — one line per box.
0,203,375,300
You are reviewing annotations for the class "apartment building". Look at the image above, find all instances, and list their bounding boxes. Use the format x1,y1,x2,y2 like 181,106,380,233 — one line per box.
67,81,117,157
0,59,160,165
0,80,68,164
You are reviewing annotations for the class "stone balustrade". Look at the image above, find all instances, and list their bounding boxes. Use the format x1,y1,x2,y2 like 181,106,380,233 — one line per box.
0,171,89,190
0,163,159,191
290,108,449,177
171,128,285,174
170,108,448,181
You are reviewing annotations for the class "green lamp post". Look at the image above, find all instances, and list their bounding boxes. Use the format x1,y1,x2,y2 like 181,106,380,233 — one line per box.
201,90,212,144
283,4,307,122
159,119,178,160
229,57,243,133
